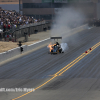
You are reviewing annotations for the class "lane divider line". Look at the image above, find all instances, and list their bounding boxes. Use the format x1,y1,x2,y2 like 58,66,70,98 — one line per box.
12,42,100,100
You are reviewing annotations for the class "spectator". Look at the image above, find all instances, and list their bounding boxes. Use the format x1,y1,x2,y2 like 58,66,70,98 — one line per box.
5,34,7,41
0,33,2,39
7,34,9,38
0,7,45,41
9,34,12,41
3,24,6,32
0,7,45,30
8,24,10,29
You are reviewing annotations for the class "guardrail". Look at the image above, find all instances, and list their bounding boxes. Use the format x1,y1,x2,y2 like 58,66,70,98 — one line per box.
19,21,46,29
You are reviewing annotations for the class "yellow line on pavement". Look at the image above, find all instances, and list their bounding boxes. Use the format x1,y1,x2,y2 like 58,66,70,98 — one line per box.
12,42,100,100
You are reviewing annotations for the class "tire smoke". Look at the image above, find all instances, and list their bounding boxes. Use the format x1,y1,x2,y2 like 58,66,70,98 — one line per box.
61,43,69,52
50,7,86,49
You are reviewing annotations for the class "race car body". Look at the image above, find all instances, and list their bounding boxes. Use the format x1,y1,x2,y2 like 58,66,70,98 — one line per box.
48,37,64,54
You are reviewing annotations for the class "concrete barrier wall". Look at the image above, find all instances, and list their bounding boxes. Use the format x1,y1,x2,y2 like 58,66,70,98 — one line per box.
27,38,50,51
13,22,51,42
14,22,51,38
0,24,88,63
0,47,20,62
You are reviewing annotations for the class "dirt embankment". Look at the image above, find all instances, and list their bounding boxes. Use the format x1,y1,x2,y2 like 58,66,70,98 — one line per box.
0,41,38,53
0,30,50,53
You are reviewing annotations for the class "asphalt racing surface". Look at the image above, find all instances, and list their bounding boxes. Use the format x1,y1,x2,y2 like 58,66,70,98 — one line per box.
0,27,100,100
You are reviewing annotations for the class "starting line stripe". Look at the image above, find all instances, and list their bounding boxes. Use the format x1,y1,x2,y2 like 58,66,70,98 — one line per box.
12,42,100,100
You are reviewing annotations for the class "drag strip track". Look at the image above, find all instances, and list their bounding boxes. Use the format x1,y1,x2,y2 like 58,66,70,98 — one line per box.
0,27,100,100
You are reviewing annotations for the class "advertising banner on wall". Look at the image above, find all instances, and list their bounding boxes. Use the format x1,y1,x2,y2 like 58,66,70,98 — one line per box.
42,0,52,3
79,0,92,2
67,0,79,3
42,0,68,3
54,0,68,3
68,0,92,3
62,0,68,3
54,0,62,3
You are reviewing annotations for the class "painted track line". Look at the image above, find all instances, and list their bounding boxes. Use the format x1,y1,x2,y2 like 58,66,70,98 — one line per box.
12,42,100,100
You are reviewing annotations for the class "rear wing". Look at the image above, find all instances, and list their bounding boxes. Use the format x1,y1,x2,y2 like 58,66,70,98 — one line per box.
50,37,62,39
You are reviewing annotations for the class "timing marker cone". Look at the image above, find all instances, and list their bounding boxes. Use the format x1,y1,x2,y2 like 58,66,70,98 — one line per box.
85,51,88,53
89,48,92,50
